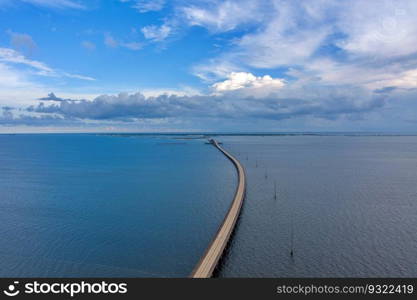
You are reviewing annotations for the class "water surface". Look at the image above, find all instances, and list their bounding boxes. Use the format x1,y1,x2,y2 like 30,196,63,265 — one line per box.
0,134,236,277
217,135,417,277
2,134,416,277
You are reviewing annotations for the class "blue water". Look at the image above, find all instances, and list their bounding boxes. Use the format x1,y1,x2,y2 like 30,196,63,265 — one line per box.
0,134,236,277
2,134,417,277
216,136,417,277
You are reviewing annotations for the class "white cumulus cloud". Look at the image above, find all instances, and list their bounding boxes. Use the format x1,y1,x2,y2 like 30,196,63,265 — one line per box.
141,24,171,41
188,0,417,92
212,72,285,92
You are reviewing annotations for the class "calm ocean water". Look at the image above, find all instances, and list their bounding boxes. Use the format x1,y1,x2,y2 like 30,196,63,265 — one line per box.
0,134,236,277
216,135,417,277
1,134,416,277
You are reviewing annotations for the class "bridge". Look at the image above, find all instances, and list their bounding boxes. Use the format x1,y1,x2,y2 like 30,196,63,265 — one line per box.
191,139,246,278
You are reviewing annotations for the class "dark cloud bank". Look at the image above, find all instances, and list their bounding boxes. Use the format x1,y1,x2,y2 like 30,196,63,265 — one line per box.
1,86,391,126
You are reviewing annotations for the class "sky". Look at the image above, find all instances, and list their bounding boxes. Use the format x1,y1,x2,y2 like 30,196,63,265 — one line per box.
1,0,417,132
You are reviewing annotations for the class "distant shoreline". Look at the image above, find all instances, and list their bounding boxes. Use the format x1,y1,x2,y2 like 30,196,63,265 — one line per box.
2,132,417,137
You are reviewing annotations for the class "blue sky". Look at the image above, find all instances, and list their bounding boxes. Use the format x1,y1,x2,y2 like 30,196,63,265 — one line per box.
1,0,417,132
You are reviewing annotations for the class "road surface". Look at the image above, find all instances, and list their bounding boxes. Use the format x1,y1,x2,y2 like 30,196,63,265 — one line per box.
191,140,246,278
